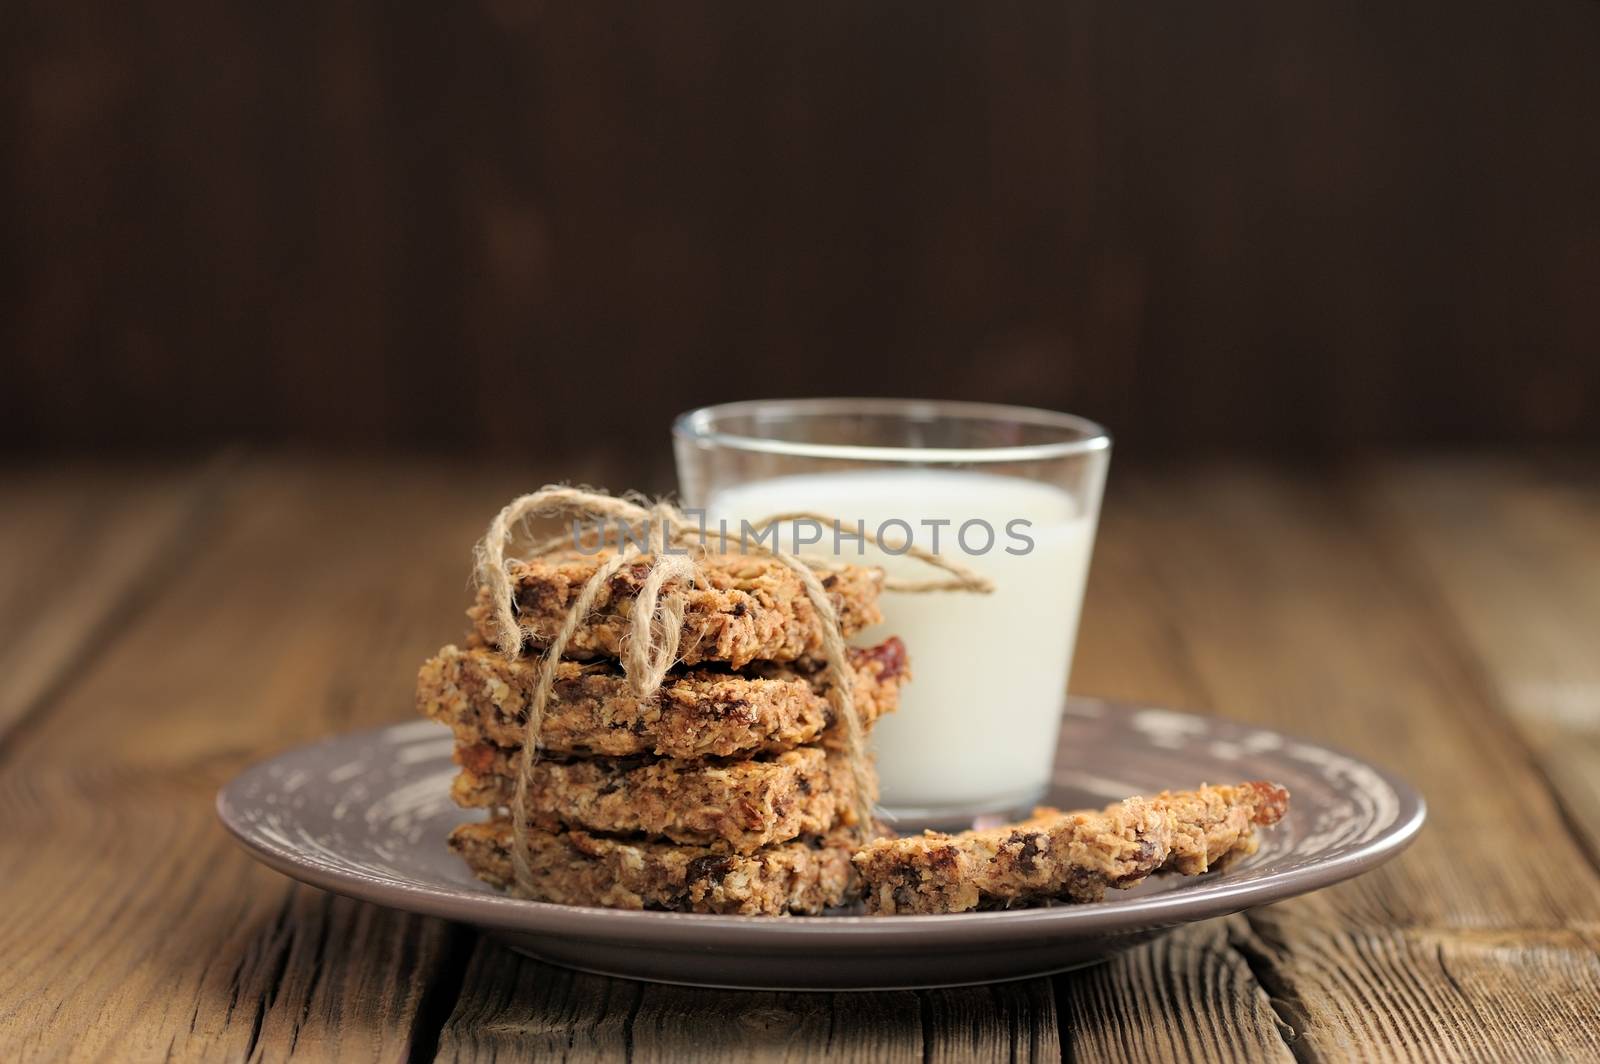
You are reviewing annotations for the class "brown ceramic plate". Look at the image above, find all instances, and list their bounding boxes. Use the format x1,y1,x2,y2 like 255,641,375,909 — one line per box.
217,699,1424,990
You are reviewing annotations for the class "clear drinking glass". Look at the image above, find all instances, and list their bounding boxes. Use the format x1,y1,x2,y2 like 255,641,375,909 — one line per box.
673,398,1111,826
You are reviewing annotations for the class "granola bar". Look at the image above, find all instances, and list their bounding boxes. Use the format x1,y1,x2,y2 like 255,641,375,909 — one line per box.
469,551,885,668
449,817,860,915
852,781,1290,915
417,638,906,759
450,743,874,853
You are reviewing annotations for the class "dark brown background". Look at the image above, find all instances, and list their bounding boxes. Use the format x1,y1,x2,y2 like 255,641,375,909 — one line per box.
5,1,1598,460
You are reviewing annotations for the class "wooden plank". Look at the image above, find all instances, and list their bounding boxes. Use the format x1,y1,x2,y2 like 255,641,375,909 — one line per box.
1368,456,1600,862
8,4,1600,460
437,941,1057,1061
921,980,1060,1063
0,460,544,1060
435,941,640,1062
0,458,222,739
9,457,1597,1060
1060,465,1600,1061
1057,920,1293,1063
630,985,906,1063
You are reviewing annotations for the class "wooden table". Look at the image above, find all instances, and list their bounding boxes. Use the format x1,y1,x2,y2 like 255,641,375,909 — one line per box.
4,455,1598,1061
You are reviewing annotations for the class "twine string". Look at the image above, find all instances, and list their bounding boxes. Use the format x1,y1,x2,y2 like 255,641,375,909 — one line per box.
738,511,994,593
473,485,993,898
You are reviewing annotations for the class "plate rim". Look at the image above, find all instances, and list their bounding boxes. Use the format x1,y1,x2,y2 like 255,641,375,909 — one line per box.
217,699,1426,947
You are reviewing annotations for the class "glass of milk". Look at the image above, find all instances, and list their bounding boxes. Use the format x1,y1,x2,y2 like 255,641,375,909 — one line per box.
673,399,1110,827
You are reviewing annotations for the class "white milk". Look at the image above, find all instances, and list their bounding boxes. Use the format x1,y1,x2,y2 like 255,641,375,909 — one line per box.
707,469,1097,818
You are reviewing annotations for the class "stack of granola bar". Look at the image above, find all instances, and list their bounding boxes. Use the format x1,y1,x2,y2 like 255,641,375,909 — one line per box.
417,550,905,915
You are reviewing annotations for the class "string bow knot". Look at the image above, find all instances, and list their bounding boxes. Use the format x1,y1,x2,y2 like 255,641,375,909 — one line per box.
473,485,992,897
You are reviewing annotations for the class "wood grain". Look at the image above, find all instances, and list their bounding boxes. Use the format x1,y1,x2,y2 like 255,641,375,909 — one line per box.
1057,919,1294,1063
4,3,1599,459
1369,456,1600,865
2,457,1598,1061
1065,464,1600,1061
0,458,223,739
436,938,1058,1063
0,460,530,1060
436,942,639,1062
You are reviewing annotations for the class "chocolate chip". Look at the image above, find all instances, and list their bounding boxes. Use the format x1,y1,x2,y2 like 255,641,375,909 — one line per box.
1007,830,1047,872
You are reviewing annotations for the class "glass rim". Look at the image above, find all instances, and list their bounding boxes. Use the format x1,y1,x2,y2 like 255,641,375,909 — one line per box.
672,397,1111,464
